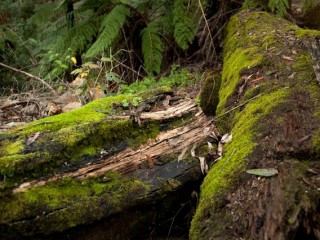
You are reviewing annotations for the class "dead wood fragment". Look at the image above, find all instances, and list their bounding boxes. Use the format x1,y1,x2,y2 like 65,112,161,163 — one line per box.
13,109,213,193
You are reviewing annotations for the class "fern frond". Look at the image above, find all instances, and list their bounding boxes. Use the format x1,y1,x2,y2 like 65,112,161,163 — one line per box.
140,21,164,75
86,4,131,58
268,0,289,17
28,2,61,26
173,0,202,50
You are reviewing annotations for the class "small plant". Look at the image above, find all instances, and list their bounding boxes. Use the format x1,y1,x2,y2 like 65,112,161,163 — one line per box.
70,50,125,96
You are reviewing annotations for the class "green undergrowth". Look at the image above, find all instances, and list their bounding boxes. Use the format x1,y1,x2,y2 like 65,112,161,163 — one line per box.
0,171,150,236
121,67,199,94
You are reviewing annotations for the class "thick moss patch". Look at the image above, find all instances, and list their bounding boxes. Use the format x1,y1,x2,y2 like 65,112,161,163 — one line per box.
0,171,149,237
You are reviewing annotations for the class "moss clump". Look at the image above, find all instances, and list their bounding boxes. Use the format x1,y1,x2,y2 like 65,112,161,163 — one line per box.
0,171,150,237
0,140,24,157
199,73,221,115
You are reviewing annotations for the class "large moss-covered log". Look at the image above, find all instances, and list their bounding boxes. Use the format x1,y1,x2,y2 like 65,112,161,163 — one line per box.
190,10,320,239
0,82,214,239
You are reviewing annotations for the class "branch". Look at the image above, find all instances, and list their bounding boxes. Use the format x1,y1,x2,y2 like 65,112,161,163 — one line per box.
0,62,58,96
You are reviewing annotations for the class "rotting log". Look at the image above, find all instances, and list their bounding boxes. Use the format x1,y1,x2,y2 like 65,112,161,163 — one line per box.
0,86,216,239
190,10,320,239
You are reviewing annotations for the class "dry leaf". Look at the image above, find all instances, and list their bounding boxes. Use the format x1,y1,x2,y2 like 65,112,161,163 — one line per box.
218,142,223,157
47,102,62,116
27,132,40,146
221,133,232,144
210,131,219,141
62,102,82,113
282,55,294,61
178,147,188,162
89,87,105,100
146,154,154,168
198,157,208,174
191,143,197,157
69,76,85,88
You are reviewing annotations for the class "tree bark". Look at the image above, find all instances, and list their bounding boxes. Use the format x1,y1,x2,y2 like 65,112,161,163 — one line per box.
190,10,320,240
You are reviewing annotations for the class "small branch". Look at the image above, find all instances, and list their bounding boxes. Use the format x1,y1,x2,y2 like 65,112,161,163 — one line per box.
0,62,58,96
215,94,262,120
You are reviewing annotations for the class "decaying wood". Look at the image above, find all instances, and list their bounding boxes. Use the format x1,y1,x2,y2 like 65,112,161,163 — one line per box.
13,109,213,193
0,93,218,239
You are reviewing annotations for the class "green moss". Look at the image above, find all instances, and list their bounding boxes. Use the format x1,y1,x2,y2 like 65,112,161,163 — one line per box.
0,171,150,234
190,89,288,239
71,146,98,161
219,48,263,112
18,94,137,135
295,28,320,38
203,89,287,196
121,67,199,94
0,152,43,176
0,140,24,156
163,179,182,191
200,73,221,115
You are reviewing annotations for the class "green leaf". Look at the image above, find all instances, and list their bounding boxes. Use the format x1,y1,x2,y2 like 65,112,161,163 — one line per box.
173,0,202,50
122,100,130,108
86,5,131,57
246,168,278,177
101,57,113,62
106,72,121,83
70,68,83,75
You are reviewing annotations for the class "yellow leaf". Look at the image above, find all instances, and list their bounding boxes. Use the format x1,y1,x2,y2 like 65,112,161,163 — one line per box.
80,72,88,77
71,57,77,65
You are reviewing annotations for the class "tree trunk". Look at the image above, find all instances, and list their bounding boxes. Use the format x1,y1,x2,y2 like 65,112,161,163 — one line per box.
0,85,216,239
190,10,320,240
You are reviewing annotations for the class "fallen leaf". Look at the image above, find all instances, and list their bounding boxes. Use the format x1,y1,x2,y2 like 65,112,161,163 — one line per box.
178,147,188,162
282,55,294,61
207,141,213,150
27,132,40,146
217,142,223,157
191,143,197,157
62,102,82,113
221,133,232,144
198,157,208,174
146,154,154,168
246,168,278,177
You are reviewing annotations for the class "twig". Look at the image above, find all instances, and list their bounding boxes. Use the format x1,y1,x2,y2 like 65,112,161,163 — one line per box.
215,94,262,120
197,0,216,62
0,62,58,96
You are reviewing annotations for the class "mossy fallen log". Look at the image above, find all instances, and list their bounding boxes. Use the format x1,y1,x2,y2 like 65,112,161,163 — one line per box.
190,10,320,239
0,85,214,239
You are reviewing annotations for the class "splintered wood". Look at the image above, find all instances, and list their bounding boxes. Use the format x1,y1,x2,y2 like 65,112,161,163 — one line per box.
13,101,214,193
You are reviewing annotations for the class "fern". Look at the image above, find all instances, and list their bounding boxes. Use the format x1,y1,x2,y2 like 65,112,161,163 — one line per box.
268,0,289,17
86,5,131,58
140,21,164,75
173,0,202,50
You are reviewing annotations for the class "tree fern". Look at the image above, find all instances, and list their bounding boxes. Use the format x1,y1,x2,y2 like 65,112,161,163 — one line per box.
268,0,289,17
140,21,164,75
173,0,202,50
86,5,131,58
